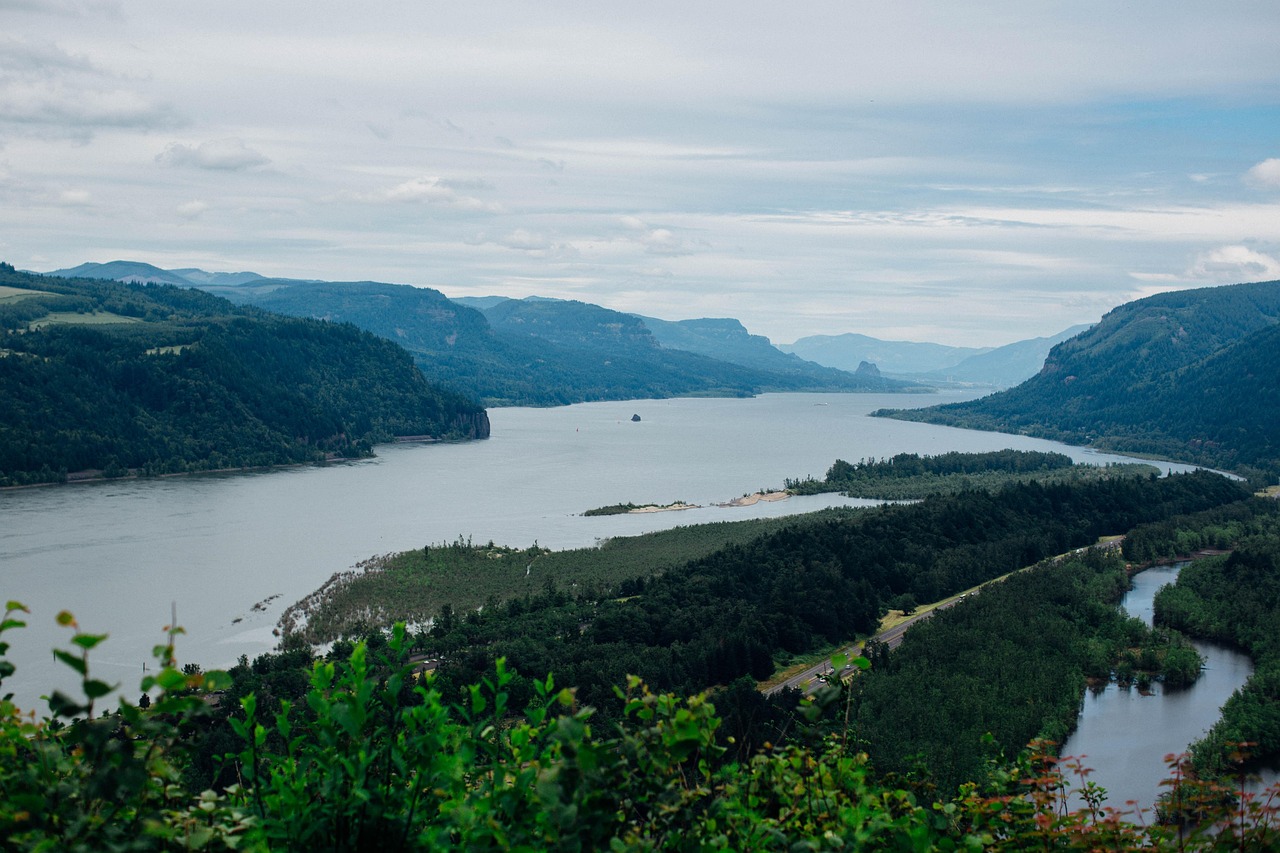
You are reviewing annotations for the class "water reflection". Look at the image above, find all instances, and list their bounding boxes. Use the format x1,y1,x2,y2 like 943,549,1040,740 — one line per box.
1061,565,1258,815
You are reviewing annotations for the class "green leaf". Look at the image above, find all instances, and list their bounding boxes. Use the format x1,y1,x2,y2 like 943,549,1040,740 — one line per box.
203,670,232,691
56,610,76,627
5,601,29,613
0,619,27,632
47,690,86,718
156,668,187,692
83,678,114,699
71,632,108,651
52,648,87,675
831,652,848,672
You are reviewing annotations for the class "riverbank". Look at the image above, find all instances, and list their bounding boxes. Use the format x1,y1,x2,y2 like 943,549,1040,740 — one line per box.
719,490,790,507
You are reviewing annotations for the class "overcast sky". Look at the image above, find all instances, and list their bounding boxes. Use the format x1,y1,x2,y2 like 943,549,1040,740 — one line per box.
3,2,1279,346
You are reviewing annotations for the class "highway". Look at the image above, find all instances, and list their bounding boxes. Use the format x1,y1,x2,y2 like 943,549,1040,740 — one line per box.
761,537,1127,697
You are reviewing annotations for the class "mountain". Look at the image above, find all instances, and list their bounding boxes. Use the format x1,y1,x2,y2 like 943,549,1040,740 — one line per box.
170,268,268,287
781,332,992,375
878,280,1280,478
781,327,1091,387
48,263,923,405
470,297,919,398
0,264,488,486
910,324,1092,387
636,315,879,387
46,260,195,288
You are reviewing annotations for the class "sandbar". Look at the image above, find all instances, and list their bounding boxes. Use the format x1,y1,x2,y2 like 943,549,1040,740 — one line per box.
720,491,790,508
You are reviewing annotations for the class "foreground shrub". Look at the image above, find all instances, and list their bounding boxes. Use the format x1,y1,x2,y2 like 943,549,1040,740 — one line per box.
2,602,1279,851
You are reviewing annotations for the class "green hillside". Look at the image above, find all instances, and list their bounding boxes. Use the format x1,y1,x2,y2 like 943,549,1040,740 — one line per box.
878,280,1280,479
218,281,916,405
0,265,487,486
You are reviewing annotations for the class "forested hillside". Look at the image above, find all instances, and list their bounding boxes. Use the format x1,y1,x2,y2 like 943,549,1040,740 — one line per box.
0,265,487,486
878,279,1280,479
272,471,1244,730
49,263,920,404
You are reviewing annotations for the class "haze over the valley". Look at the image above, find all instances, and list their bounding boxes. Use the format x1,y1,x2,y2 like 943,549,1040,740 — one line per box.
4,1,1279,346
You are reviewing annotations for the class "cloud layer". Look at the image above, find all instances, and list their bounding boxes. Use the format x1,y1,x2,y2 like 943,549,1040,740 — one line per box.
3,2,1280,345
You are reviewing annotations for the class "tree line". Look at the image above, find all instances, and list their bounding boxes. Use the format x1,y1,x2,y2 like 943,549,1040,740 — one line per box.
0,267,487,485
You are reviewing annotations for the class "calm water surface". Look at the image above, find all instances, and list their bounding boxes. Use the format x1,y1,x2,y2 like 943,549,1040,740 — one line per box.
1,391,1197,710
1061,565,1271,815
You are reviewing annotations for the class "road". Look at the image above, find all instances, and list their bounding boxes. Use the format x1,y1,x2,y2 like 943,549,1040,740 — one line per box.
761,537,1127,697
761,596,964,697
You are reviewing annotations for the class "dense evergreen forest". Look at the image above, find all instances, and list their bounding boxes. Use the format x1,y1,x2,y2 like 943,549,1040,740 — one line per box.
879,279,1280,483
267,472,1244,734
852,548,1204,794
0,265,487,485
785,449,1156,499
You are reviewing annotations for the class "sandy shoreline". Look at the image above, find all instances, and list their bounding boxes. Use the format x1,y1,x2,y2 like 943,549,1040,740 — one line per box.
719,491,791,508
628,502,699,513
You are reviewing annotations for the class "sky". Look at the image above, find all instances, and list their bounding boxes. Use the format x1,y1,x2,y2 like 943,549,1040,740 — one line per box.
3,1,1279,347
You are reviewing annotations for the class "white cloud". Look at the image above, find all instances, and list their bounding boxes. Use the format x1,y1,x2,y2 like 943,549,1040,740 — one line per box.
359,177,501,212
496,229,549,251
619,216,698,256
1186,245,1280,282
176,200,207,219
0,37,172,134
56,188,90,205
157,138,269,171
1246,158,1280,189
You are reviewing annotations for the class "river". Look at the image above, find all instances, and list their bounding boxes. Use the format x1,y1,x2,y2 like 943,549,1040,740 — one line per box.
1061,564,1275,815
1,391,1201,711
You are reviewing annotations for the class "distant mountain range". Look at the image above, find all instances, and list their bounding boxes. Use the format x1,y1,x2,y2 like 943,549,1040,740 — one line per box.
46,261,1077,403
880,279,1280,479
34,261,1280,478
782,326,1092,388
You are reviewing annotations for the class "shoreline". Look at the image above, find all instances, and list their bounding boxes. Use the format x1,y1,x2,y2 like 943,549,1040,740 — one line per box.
628,502,699,514
718,491,790,508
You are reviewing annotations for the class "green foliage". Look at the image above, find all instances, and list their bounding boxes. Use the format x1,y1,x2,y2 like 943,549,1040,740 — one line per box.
3,606,1279,850
0,268,487,485
785,449,1157,499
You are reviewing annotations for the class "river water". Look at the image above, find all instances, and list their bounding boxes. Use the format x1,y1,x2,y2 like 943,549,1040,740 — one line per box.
1061,564,1271,815
1,391,1200,711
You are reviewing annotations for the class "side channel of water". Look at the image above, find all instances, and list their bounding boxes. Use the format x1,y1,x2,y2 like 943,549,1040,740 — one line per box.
1061,563,1274,815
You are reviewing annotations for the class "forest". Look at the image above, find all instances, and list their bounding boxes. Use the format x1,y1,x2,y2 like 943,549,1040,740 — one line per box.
879,279,1280,484
263,470,1244,765
2,573,1273,850
785,449,1157,499
0,266,487,485
850,547,1204,794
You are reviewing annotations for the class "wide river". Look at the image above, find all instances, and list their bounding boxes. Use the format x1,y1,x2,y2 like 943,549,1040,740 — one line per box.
2,391,1200,710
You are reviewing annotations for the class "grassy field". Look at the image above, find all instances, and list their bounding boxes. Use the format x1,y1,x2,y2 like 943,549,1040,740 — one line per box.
278,507,865,643
27,310,143,329
0,285,55,301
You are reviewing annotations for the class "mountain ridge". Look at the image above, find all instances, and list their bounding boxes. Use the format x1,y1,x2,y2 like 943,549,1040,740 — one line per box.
878,279,1280,480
